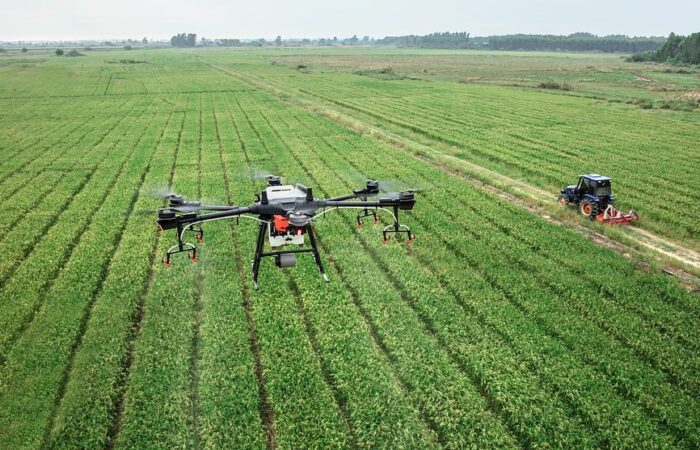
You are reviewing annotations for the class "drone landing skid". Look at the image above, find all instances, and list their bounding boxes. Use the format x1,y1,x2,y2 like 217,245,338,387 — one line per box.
252,220,328,290
356,208,379,228
162,222,205,266
382,205,415,244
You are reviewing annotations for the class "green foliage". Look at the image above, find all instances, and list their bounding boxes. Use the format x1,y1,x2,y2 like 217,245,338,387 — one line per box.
377,31,471,49
66,49,84,57
377,32,664,52
537,80,574,90
55,48,64,56
171,32,197,47
630,32,700,64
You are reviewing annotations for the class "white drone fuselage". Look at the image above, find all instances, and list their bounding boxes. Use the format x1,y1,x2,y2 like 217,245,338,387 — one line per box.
266,184,308,247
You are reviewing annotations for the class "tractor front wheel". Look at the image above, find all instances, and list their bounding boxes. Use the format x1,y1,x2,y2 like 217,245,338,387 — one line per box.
558,195,569,208
580,199,598,220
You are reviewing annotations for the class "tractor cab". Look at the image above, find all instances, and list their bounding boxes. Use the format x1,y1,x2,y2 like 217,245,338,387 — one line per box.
559,174,637,223
570,174,613,200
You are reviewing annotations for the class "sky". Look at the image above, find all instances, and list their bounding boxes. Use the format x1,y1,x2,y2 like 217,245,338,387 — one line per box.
1,0,698,42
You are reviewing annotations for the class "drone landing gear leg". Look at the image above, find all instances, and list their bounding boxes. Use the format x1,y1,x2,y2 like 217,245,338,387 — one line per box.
383,206,414,244
189,224,205,243
251,220,268,290
163,223,198,267
356,208,378,228
306,225,328,283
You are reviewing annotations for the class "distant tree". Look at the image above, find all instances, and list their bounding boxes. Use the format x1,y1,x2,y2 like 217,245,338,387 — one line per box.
21,47,28,53
124,45,133,50
142,37,148,44
376,31,664,52
170,33,197,47
629,32,700,64
275,35,282,46
55,49,64,56
679,32,700,64
104,41,114,46
218,39,242,46
66,49,84,57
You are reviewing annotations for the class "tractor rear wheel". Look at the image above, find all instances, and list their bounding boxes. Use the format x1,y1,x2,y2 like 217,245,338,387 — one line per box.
558,195,568,207
580,199,598,220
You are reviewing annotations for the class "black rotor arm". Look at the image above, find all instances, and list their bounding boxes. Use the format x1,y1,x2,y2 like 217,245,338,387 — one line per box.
157,205,257,230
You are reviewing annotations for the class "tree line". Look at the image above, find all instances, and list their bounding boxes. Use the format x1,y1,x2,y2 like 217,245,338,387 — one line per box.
375,32,665,53
170,31,683,55
170,33,196,47
629,32,700,64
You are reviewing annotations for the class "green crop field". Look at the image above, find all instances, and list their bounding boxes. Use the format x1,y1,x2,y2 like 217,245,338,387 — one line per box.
0,47,699,449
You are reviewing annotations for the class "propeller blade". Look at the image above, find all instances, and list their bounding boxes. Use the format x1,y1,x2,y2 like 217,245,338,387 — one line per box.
146,184,179,200
378,190,419,200
378,181,427,194
241,168,278,181
170,204,205,213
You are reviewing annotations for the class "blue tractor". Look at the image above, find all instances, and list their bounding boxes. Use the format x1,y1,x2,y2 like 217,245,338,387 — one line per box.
559,174,637,224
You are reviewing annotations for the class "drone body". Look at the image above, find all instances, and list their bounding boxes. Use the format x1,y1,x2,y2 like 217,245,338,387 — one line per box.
157,176,416,289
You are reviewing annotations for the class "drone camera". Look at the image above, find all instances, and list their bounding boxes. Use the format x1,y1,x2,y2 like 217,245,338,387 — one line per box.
366,180,380,193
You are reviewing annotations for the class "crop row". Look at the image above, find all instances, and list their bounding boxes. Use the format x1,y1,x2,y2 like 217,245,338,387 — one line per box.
0,99,159,361
0,104,167,448
241,95,696,446
281,104,700,443
0,95,136,176
254,108,605,447
285,109,700,444
312,88,697,233
111,99,204,447
0,97,153,272
45,110,179,449
215,95,495,447
223,58,699,242
0,99,142,242
234,97,586,447
290,108,700,333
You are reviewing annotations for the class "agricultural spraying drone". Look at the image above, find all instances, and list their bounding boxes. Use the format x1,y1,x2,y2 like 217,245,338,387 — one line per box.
157,176,416,289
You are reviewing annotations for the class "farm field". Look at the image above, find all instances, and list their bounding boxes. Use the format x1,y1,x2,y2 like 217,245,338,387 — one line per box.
0,48,699,449
198,49,700,247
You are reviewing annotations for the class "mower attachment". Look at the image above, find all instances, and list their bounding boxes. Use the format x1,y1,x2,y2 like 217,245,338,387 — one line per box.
596,204,638,225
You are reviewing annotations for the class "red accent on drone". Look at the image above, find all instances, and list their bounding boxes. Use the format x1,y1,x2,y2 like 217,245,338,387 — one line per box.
274,215,289,232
